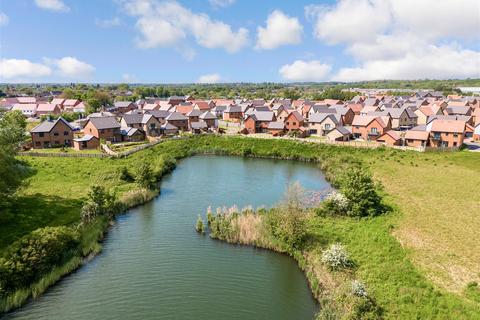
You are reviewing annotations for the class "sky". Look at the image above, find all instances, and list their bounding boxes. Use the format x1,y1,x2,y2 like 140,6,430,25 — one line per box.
0,0,479,83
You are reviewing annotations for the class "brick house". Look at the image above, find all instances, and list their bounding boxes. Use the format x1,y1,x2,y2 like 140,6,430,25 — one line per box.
244,111,276,134
83,117,122,142
73,135,99,150
404,129,429,147
352,115,392,140
113,101,137,114
31,117,74,148
36,104,61,116
223,105,243,122
284,111,304,132
166,112,189,131
426,119,466,148
199,111,218,129
120,113,161,136
308,113,341,136
376,130,402,146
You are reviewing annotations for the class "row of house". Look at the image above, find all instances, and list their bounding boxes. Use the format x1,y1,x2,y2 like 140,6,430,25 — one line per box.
235,94,480,149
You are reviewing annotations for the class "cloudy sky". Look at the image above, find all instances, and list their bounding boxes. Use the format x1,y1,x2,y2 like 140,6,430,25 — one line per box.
0,0,479,83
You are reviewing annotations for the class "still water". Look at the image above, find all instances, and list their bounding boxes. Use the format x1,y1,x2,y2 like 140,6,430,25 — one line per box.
4,155,331,320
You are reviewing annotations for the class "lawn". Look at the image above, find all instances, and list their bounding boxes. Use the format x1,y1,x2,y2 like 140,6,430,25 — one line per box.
25,147,103,154
3,136,479,318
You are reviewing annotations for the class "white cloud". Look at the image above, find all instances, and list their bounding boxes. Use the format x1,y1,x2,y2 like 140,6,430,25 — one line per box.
306,0,480,81
0,57,95,82
279,60,331,82
0,12,9,26
0,59,52,79
305,1,391,45
333,45,480,82
256,10,303,50
54,57,95,78
197,73,221,83
95,17,122,28
34,0,70,12
123,0,249,53
209,0,235,8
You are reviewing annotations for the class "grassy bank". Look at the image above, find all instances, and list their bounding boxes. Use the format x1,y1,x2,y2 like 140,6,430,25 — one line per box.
1,135,478,317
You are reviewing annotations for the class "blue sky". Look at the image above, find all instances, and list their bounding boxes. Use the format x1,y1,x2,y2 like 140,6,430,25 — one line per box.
0,0,479,83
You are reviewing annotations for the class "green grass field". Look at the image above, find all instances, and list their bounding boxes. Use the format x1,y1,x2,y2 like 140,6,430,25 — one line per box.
2,136,479,318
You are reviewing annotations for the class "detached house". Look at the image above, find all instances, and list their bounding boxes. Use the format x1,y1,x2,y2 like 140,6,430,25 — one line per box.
112,101,137,114
199,111,218,129
244,111,276,134
31,117,74,148
352,115,391,140
120,113,161,136
427,119,466,148
284,111,305,133
36,103,61,116
166,112,189,131
308,113,341,136
223,105,243,122
376,130,402,146
83,117,122,142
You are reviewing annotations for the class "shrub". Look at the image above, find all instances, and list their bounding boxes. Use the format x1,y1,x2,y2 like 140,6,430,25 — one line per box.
135,162,156,189
339,167,384,217
81,185,117,223
265,182,308,253
316,191,350,216
195,215,205,234
352,280,368,297
321,243,352,270
0,226,79,293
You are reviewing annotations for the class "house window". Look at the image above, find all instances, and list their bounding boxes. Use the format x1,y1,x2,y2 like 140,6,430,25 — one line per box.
286,122,289,125
64,131,69,136
433,133,441,140
371,128,378,134
445,133,449,136
100,129,104,134
35,141,41,146
453,133,458,138
53,132,59,136
325,124,331,130
453,142,457,147
39,133,44,137
292,122,296,126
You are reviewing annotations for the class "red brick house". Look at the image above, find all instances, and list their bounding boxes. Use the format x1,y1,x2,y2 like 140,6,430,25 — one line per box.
73,135,99,150
284,111,305,133
36,104,61,116
166,112,189,131
352,115,391,140
244,112,276,134
426,119,466,148
404,130,429,147
83,117,122,142
376,130,401,146
31,117,74,148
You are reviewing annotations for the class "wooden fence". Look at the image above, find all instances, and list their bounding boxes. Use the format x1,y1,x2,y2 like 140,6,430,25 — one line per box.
18,152,110,158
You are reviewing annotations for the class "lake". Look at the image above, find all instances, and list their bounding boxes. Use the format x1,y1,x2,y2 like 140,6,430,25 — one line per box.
4,155,331,320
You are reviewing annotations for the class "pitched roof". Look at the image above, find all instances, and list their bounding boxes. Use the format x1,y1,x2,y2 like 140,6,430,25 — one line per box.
191,121,208,129
247,111,275,122
404,130,429,141
166,112,188,121
146,110,170,119
199,111,216,120
287,110,304,122
428,119,466,133
31,117,73,133
186,109,202,117
267,121,285,129
74,134,97,142
37,104,59,112
17,97,36,104
334,126,352,135
87,116,121,130
51,98,65,105
378,130,401,141
114,101,135,108
309,113,340,124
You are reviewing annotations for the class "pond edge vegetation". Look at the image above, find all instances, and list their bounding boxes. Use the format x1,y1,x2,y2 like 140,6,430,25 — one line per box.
1,135,478,319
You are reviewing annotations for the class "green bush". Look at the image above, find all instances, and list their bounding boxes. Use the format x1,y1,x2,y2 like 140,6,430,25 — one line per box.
0,226,79,294
195,215,205,234
339,167,384,217
118,166,134,182
135,162,156,189
81,185,117,223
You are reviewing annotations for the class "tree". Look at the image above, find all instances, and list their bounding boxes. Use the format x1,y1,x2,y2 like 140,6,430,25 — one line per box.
0,111,28,203
135,162,156,189
340,167,384,217
0,110,27,153
86,98,101,114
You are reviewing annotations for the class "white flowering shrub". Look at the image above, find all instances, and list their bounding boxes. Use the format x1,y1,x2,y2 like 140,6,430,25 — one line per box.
327,191,350,212
321,243,351,270
351,280,368,297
